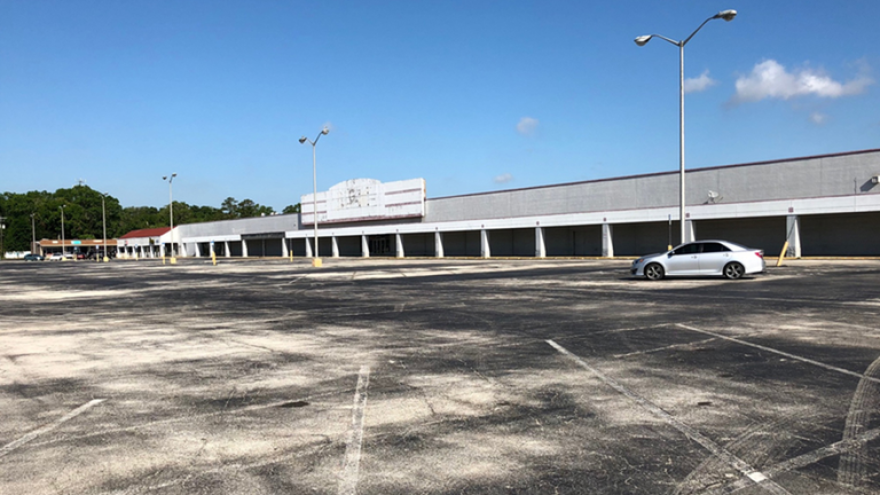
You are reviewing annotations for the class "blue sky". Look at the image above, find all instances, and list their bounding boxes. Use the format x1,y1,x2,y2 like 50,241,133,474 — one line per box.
1,1,878,210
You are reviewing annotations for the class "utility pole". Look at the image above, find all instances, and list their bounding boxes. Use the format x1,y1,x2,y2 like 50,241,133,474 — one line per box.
31,213,37,254
0,216,6,260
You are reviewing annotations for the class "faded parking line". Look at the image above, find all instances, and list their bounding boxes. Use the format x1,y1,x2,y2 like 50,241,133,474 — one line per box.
0,399,105,459
676,324,880,385
338,365,370,495
547,340,792,495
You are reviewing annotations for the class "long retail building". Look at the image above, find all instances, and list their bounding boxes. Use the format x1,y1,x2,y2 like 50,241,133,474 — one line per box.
116,148,880,260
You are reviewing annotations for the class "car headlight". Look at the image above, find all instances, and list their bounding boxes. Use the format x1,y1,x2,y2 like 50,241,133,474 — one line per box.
633,258,644,265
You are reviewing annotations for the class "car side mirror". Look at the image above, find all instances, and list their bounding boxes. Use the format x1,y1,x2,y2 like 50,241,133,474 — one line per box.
668,252,674,258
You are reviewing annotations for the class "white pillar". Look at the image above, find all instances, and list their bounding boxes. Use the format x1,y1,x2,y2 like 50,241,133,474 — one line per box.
160,244,165,258
332,236,340,258
281,237,289,258
305,238,313,258
434,231,444,258
480,229,490,258
535,226,546,258
602,224,614,258
361,235,370,258
395,233,404,258
685,219,696,243
786,215,801,258
242,240,248,258
224,241,230,258
209,241,215,257
194,243,201,257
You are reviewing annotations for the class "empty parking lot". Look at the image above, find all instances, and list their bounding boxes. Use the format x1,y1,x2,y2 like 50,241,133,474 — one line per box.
1,259,879,494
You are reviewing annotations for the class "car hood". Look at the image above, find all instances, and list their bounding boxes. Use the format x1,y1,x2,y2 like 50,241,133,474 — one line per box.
639,252,667,260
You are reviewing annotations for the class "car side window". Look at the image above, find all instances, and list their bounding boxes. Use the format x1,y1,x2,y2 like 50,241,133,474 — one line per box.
701,242,729,253
673,243,701,255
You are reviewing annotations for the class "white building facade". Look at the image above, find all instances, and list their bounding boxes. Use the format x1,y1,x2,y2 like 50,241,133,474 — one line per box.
147,149,880,259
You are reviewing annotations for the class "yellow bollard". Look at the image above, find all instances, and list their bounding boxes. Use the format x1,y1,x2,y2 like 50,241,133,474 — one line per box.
212,252,217,266
776,241,789,267
170,257,177,265
312,257,323,268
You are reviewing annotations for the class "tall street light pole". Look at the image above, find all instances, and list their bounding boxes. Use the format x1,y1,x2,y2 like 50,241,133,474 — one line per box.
299,127,330,265
635,9,737,245
0,216,5,261
162,174,177,262
101,193,109,262
60,205,66,260
30,213,36,255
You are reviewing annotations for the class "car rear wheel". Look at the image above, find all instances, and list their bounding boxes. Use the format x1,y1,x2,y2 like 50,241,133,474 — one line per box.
644,263,665,281
723,262,745,280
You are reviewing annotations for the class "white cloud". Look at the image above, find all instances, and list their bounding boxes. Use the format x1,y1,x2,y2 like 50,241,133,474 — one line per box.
494,173,513,184
733,59,873,103
809,112,827,125
516,117,538,136
684,70,717,94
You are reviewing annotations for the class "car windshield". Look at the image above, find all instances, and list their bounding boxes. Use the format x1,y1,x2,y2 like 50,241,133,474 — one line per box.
723,241,748,251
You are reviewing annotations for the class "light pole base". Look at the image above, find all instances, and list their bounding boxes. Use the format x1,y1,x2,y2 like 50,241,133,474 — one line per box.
312,258,323,268
103,257,109,263
170,257,177,265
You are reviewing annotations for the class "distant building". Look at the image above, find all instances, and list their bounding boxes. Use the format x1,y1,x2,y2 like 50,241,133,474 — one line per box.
37,238,116,258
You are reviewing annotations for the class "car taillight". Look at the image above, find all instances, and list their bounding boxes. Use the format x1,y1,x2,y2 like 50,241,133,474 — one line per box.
755,251,763,259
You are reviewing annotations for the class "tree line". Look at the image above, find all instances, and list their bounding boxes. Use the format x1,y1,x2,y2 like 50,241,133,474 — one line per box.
0,185,299,254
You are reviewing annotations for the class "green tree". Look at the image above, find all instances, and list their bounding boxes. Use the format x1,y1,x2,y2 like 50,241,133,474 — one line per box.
282,203,301,214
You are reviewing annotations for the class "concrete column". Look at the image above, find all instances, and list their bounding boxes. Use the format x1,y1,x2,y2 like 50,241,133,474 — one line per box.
160,244,165,258
139,245,144,259
480,229,490,258
224,241,230,258
434,231,444,258
194,243,201,257
395,233,404,258
602,224,614,258
241,240,248,258
281,238,289,258
786,215,802,258
332,236,340,258
685,220,696,243
361,235,370,258
209,242,215,257
305,238,313,258
535,226,546,258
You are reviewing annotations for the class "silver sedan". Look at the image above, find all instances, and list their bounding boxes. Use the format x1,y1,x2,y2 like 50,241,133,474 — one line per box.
631,240,765,280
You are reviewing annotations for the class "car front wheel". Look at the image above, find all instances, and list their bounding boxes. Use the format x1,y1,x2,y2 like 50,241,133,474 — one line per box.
644,263,665,281
723,262,745,280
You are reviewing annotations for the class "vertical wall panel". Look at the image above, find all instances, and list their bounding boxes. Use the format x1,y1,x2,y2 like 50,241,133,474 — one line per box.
800,212,880,256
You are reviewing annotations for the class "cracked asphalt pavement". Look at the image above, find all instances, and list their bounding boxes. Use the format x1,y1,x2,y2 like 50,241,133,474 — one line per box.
1,258,879,494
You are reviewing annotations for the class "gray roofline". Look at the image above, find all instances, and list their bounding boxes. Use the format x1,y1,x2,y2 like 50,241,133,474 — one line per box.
430,148,880,201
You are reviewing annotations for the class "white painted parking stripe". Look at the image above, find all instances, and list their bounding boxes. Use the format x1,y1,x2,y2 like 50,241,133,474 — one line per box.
706,427,880,495
0,399,105,459
613,337,719,358
338,365,370,495
676,324,880,385
546,340,792,495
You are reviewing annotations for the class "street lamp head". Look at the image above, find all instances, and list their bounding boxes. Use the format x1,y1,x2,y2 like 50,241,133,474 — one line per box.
634,35,652,46
321,127,330,135
162,176,167,180
172,173,177,178
715,9,737,21
298,136,308,144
